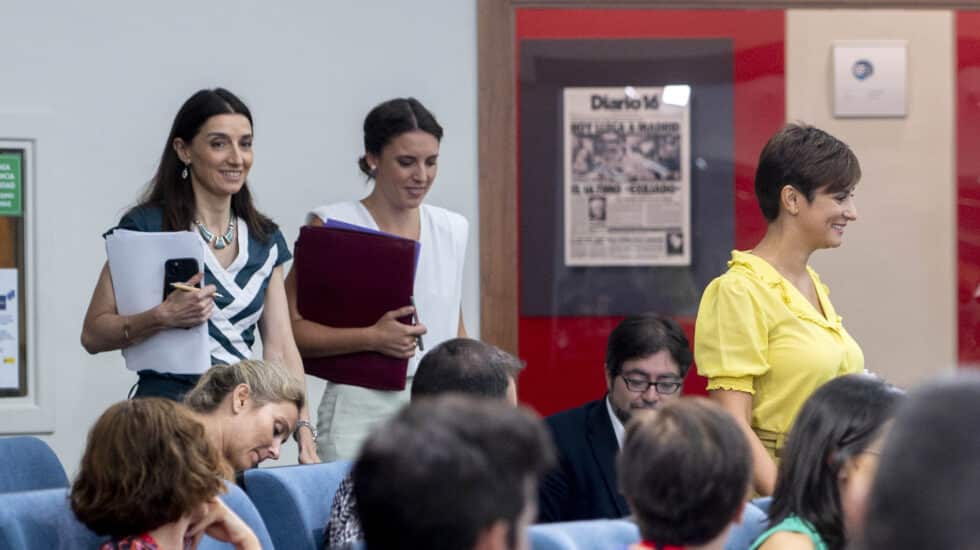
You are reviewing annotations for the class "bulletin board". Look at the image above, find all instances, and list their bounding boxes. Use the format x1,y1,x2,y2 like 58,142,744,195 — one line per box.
0,143,29,398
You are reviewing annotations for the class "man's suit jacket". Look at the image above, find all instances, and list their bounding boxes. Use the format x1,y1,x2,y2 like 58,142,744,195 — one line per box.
537,398,630,523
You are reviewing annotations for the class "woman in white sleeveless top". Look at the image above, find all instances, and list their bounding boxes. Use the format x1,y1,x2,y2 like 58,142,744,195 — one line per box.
285,98,467,460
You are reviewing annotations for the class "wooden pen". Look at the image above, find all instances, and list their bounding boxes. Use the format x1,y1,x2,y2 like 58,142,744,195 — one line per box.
171,282,224,299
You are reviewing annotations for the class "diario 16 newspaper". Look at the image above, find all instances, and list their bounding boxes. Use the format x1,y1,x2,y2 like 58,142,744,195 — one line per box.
563,86,691,266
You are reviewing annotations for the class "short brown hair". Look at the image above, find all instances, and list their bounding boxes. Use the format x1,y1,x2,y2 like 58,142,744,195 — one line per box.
184,360,305,414
70,398,231,538
411,338,511,400
488,343,526,382
618,398,750,546
754,123,861,222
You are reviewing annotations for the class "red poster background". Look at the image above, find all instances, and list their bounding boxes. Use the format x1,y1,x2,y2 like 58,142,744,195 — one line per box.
515,9,786,415
958,12,980,367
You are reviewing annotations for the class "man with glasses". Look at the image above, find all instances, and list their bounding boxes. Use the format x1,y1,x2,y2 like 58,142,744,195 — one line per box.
537,315,692,523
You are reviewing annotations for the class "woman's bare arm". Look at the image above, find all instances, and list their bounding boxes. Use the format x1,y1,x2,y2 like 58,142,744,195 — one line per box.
710,389,778,496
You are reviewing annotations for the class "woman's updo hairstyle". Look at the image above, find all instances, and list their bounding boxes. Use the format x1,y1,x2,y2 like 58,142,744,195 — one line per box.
183,360,305,414
358,97,443,178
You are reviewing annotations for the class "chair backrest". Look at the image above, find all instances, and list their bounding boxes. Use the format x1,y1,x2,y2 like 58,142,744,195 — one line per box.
529,523,578,550
724,500,768,550
199,481,276,550
530,519,640,550
243,461,352,550
0,482,273,550
0,436,69,493
527,508,766,550
750,496,772,516
0,488,108,549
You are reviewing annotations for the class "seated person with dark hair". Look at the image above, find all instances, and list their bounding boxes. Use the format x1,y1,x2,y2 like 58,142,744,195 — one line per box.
539,315,692,522
619,398,751,550
70,398,259,550
410,337,523,404
354,395,555,550
861,373,980,550
325,337,525,548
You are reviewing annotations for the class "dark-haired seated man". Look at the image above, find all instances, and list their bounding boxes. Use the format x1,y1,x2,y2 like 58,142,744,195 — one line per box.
355,395,555,550
619,398,750,550
538,315,691,523
325,337,525,548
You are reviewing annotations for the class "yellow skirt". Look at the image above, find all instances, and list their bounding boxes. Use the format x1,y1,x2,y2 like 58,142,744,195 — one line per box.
754,427,786,463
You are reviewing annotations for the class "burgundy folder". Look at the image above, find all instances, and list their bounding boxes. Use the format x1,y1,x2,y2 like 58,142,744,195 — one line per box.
293,224,418,391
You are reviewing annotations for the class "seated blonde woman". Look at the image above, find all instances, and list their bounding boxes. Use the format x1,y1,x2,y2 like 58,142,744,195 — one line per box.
70,398,259,550
183,359,307,471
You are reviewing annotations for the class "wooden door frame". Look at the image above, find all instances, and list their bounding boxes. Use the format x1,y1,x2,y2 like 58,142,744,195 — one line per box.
478,0,973,353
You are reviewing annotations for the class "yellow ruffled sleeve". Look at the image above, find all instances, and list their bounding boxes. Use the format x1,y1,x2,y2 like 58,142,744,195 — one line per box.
694,276,770,394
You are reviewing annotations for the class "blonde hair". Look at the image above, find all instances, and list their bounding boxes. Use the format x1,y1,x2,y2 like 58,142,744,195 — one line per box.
184,360,305,414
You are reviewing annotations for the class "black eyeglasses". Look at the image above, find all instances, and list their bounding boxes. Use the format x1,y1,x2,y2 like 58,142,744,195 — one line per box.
620,375,683,395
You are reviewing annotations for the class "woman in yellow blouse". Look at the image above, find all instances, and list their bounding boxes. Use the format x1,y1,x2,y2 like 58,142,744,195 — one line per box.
695,124,864,496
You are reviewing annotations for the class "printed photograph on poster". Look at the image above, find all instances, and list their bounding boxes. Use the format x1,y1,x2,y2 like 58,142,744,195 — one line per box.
0,268,19,390
563,86,691,267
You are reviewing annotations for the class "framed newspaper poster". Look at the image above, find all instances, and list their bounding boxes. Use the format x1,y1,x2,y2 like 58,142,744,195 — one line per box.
508,10,785,415
519,37,737,319
563,86,691,266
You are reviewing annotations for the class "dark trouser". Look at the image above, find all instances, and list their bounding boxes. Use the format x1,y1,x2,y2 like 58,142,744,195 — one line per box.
129,370,202,402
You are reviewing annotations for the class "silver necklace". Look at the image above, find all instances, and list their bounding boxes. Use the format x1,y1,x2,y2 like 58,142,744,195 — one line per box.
194,215,236,249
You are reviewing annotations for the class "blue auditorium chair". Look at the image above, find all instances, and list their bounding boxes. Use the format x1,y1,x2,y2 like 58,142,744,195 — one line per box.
530,519,640,550
0,482,272,549
201,481,276,550
728,501,768,550
527,501,767,550
243,461,352,550
0,436,69,493
0,487,106,549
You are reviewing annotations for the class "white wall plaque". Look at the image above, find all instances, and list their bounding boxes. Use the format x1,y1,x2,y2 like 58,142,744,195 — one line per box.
833,40,907,118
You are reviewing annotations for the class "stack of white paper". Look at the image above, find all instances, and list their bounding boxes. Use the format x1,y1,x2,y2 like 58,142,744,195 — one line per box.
105,229,210,374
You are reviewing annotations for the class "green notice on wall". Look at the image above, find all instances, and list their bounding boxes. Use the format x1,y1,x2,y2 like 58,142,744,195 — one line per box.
0,153,22,217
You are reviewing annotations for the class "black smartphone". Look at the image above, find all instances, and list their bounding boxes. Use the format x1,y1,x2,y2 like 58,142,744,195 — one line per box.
163,257,200,301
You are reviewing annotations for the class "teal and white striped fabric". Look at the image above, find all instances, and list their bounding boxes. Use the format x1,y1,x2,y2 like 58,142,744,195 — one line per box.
115,205,291,369
204,217,291,365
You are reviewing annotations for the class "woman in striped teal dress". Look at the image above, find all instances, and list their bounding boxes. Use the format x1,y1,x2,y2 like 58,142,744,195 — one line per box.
80,88,318,463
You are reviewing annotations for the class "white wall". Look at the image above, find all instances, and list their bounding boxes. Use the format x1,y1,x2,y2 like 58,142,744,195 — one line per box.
786,9,956,388
1,3,961,475
0,0,478,472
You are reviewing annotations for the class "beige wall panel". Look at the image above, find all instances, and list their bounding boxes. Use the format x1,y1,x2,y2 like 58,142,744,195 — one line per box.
786,10,955,388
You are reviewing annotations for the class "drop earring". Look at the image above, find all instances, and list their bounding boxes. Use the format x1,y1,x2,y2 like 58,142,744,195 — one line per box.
181,163,190,180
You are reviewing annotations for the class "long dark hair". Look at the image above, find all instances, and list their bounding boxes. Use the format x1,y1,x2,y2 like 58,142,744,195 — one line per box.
140,88,276,242
769,374,902,550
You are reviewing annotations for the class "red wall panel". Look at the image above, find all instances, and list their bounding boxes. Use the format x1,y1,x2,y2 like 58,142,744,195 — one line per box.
957,12,980,367
515,9,785,415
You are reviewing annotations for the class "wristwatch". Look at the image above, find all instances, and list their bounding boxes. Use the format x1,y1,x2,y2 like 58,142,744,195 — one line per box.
293,419,318,442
